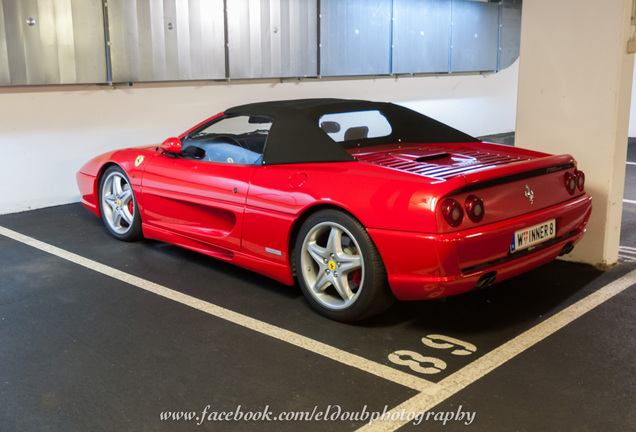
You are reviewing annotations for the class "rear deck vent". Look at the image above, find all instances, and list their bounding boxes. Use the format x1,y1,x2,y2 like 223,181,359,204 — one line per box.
355,148,530,180
414,153,451,163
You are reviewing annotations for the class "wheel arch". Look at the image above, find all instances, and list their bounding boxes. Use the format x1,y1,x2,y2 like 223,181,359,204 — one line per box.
288,203,395,321
287,203,378,278
97,161,145,216
98,162,121,180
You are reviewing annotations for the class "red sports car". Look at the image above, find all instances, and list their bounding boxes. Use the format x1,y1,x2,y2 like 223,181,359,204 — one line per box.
77,99,592,321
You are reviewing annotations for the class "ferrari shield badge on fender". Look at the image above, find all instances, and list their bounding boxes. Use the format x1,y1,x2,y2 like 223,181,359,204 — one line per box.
135,155,144,167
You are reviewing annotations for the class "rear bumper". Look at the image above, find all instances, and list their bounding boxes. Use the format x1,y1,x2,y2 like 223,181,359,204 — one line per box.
368,194,593,301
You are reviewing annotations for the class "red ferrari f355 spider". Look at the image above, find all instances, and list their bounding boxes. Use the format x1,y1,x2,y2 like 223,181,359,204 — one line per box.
77,99,592,321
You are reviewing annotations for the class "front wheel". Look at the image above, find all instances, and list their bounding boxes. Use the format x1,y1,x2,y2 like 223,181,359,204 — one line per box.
98,166,143,241
295,210,394,322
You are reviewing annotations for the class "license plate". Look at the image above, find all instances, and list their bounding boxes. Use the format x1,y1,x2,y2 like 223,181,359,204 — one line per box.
510,219,556,253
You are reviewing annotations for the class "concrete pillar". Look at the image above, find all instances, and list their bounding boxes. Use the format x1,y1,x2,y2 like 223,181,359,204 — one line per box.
515,0,635,268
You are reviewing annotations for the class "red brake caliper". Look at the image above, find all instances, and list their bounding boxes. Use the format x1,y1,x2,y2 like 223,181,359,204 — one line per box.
351,252,361,288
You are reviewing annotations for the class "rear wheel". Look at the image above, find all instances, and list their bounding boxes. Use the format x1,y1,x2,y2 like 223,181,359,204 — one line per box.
98,166,143,241
295,210,394,322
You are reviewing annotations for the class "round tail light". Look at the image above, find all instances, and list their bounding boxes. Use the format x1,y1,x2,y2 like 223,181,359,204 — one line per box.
575,169,585,191
564,172,576,195
442,198,464,227
465,195,485,223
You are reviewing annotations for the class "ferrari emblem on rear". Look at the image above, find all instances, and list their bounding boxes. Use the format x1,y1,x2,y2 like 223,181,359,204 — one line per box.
524,185,534,205
135,155,144,167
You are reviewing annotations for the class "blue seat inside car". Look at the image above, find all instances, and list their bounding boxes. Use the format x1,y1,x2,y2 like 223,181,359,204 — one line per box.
182,138,263,165
199,143,262,165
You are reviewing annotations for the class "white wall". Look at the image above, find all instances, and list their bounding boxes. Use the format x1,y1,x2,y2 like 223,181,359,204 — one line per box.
0,62,519,215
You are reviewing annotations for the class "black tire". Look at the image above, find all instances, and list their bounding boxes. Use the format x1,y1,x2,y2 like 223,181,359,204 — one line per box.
294,209,394,322
98,166,143,241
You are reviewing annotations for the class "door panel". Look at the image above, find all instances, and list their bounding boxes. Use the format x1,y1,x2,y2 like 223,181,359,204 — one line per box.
141,154,256,251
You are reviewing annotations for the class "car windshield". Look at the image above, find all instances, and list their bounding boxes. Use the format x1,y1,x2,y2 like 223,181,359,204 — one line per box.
190,115,272,138
181,115,273,165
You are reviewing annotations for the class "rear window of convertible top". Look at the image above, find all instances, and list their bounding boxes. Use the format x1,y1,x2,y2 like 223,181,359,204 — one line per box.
319,110,392,143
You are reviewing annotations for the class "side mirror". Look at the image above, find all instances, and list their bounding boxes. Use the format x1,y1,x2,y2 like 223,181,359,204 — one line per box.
159,137,182,154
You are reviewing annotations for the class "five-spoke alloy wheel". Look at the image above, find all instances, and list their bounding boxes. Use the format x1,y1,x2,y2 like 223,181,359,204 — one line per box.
99,166,143,241
295,210,393,322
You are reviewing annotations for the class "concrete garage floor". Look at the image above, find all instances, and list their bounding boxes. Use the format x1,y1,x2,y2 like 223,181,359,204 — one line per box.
0,142,635,431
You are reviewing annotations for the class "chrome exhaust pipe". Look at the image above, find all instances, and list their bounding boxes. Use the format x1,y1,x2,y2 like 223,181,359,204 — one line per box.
475,271,497,290
559,243,575,256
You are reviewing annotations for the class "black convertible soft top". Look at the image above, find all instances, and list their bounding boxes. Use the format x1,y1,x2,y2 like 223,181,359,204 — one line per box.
224,99,477,165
